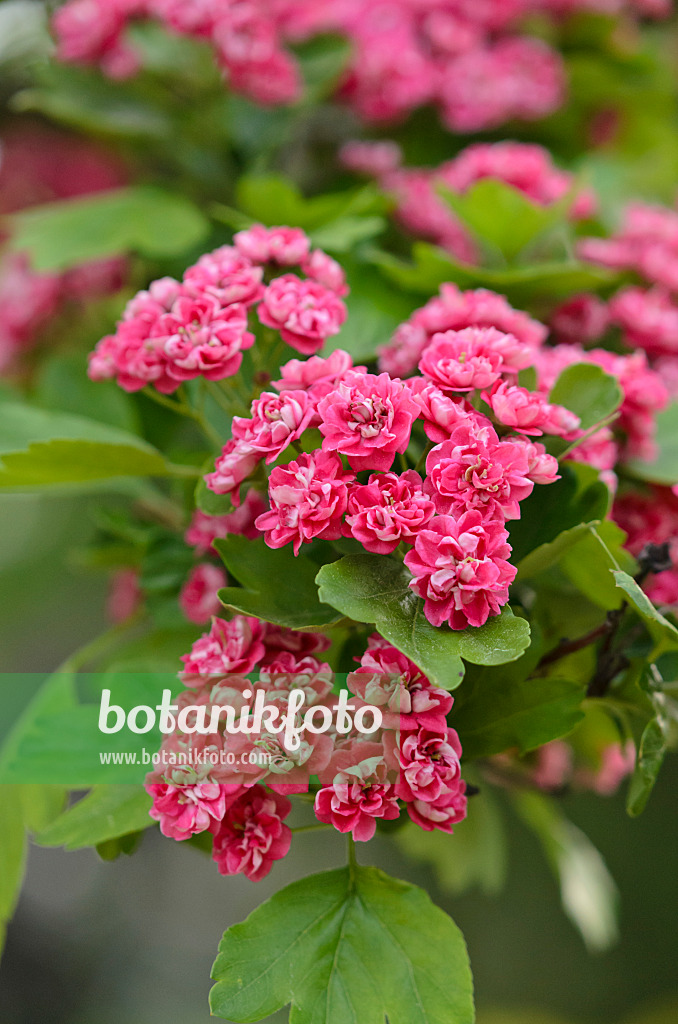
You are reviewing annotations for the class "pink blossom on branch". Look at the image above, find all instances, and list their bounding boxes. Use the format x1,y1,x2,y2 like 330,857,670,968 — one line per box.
317,370,420,472
212,785,292,881
404,511,516,630
344,470,435,555
255,450,354,555
258,274,347,354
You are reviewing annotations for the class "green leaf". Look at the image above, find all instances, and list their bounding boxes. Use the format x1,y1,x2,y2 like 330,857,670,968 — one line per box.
397,787,507,897
613,570,678,653
549,363,623,431
34,351,140,433
0,402,195,489
560,522,636,610
371,242,617,305
0,786,27,959
512,791,618,952
316,553,530,689
36,785,154,850
626,716,668,817
234,174,386,234
210,864,474,1024
309,215,385,253
294,33,352,103
508,465,609,565
515,521,596,580
627,401,678,485
9,186,209,272
452,673,585,760
215,535,343,630
438,179,570,263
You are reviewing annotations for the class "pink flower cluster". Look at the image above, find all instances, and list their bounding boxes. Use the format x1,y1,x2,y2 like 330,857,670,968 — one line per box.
342,141,595,264
88,226,346,393
146,624,466,879
202,276,575,631
53,0,301,103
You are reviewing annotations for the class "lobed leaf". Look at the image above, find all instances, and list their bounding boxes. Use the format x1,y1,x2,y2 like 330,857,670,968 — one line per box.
210,864,474,1024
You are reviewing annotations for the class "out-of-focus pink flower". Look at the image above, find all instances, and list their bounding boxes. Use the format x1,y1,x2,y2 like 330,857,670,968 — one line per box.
107,568,142,624
185,491,268,554
255,450,354,554
344,470,435,554
212,785,292,880
550,294,609,345
404,510,516,629
233,225,311,265
317,370,420,472
179,563,227,624
340,140,402,177
301,249,348,296
258,274,347,354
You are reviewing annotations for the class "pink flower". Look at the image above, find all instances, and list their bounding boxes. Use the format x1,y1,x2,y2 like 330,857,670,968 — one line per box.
258,274,346,354
260,622,331,662
204,439,262,504
179,564,227,625
302,249,348,296
146,782,237,840
407,379,480,444
183,245,264,306
483,381,580,437
233,390,316,463
233,225,310,265
533,741,573,791
344,470,435,554
349,635,453,731
424,424,534,521
384,724,462,804
317,370,420,472
419,326,531,393
272,349,364,406
212,785,292,881
185,491,268,554
106,568,142,624
379,283,546,378
154,296,255,383
180,615,266,686
258,651,333,703
403,511,516,629
550,294,609,344
255,450,353,555
340,140,402,177
406,782,467,833
314,749,400,842
513,437,560,485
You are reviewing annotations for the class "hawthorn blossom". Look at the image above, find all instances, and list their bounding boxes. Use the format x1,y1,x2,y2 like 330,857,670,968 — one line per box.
255,450,353,554
317,370,419,472
185,491,268,554
232,389,316,463
204,439,262,504
406,782,467,833
258,274,346,355
384,723,463,804
183,246,264,306
147,781,237,840
180,615,266,686
419,326,531,393
483,381,580,437
404,511,516,629
424,424,534,521
344,470,435,554
212,786,292,881
315,747,400,842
